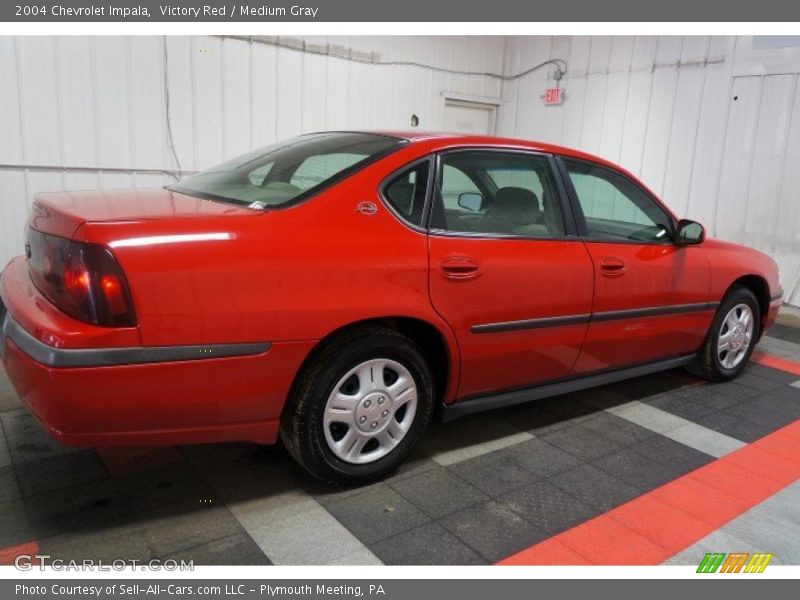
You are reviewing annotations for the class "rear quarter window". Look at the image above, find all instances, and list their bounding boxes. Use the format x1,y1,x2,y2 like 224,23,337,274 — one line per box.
168,133,406,209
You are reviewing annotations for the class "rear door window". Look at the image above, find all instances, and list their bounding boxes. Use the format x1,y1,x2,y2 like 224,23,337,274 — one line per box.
432,150,565,238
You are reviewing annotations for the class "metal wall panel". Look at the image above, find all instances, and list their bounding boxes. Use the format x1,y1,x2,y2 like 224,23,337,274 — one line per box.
56,37,98,168
661,65,705,217
715,76,762,245
164,37,194,172
501,35,800,306
595,37,634,164
94,37,134,168
684,50,733,229
131,37,168,170
221,38,252,159
0,38,24,165
744,74,795,250
775,82,800,306
638,42,680,198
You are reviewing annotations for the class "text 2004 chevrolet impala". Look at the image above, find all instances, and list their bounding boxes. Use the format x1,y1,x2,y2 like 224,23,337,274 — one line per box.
0,132,782,483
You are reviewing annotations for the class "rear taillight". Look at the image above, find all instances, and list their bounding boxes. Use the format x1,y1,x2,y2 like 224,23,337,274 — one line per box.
27,228,136,327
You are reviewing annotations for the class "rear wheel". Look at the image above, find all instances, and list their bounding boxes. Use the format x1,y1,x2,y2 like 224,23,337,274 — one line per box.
691,286,760,381
281,326,434,485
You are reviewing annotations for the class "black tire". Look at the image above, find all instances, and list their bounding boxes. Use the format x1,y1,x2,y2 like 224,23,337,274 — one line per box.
690,286,760,382
280,325,435,485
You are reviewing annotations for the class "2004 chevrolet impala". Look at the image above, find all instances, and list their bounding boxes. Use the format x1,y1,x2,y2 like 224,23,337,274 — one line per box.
0,132,782,483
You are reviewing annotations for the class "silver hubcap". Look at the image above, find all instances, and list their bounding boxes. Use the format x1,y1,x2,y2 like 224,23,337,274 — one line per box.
717,303,754,369
323,359,417,464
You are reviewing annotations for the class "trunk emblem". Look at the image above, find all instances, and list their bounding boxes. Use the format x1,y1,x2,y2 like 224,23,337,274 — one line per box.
357,201,378,215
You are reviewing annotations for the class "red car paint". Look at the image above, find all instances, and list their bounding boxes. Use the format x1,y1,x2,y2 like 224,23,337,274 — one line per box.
0,132,782,447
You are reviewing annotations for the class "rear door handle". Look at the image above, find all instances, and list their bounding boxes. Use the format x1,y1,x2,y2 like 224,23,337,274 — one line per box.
599,257,626,277
440,256,481,280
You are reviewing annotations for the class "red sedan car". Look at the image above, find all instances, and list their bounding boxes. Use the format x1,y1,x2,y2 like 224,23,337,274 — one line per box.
0,132,782,483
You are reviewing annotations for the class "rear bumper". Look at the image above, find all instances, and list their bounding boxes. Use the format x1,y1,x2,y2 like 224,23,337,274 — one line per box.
0,259,315,447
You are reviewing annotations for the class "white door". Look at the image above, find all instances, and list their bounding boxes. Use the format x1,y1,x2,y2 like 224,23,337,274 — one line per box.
444,100,496,135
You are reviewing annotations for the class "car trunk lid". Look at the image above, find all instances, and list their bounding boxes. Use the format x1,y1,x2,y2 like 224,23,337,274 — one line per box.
29,188,257,239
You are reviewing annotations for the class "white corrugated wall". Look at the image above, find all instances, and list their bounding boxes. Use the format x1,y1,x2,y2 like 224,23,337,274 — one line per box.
0,34,506,266
500,36,800,307
0,35,798,306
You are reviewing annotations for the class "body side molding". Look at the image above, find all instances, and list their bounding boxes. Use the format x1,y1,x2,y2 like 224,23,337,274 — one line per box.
441,354,695,421
471,301,718,334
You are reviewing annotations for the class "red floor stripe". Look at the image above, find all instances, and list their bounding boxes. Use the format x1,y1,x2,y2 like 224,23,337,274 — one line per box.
752,351,800,376
497,420,800,565
502,539,593,566
0,541,39,566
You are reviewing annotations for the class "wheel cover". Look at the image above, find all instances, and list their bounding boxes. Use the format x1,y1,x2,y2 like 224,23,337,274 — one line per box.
323,358,418,465
717,303,754,370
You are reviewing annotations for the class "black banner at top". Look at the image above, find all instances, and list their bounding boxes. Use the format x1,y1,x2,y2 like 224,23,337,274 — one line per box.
3,0,800,22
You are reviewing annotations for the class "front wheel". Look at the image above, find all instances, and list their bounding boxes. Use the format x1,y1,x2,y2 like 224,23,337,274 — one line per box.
281,326,434,485
690,286,760,381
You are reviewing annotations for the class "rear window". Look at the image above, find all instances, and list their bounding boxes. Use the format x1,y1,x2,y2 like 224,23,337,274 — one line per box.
168,133,405,209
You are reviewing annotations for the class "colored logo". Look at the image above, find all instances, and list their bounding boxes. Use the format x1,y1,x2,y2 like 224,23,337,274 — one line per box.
697,552,773,573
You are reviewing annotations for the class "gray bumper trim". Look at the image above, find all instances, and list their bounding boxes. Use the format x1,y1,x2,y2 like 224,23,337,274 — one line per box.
2,316,270,368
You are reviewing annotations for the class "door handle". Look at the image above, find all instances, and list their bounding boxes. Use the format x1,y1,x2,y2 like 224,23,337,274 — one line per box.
440,256,481,280
599,257,626,277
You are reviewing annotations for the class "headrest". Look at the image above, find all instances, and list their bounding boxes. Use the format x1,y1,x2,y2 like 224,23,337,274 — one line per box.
493,187,540,213
483,187,541,227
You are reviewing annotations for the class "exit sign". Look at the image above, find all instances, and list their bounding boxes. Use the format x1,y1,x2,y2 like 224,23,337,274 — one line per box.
543,88,565,105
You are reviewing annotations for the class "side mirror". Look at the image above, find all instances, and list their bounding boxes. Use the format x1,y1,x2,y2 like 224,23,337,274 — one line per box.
676,219,705,245
458,192,484,212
